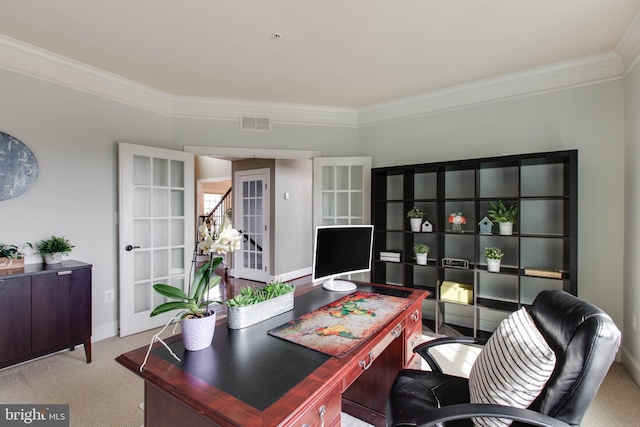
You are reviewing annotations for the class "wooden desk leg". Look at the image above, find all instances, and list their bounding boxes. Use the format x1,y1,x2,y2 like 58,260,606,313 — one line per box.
83,338,92,363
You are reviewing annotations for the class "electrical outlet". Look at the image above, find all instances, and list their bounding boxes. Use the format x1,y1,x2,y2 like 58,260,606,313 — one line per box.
105,290,114,303
632,313,637,331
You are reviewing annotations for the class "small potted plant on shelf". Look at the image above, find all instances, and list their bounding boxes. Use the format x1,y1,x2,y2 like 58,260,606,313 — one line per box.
448,212,467,232
484,247,504,272
406,207,425,232
487,200,518,235
150,219,242,351
0,243,26,270
226,279,295,329
413,243,430,266
35,235,74,264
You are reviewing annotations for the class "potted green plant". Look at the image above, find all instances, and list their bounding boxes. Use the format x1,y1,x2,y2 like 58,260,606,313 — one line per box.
407,207,425,232
35,235,74,264
0,243,25,270
484,247,504,272
226,279,295,329
150,220,242,351
487,200,518,235
413,243,430,265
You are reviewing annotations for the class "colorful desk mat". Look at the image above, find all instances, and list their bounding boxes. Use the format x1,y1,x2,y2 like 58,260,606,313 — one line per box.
268,291,412,358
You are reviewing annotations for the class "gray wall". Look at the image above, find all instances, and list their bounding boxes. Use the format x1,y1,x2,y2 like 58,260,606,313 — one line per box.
359,81,626,340
625,62,640,378
0,64,631,362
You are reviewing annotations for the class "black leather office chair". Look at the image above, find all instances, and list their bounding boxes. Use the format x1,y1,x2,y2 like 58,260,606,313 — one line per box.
387,290,621,427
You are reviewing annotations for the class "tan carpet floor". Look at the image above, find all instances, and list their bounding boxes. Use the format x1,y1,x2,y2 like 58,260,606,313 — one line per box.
0,328,639,426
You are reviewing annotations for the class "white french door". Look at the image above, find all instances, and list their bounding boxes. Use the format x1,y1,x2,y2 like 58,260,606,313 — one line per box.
234,168,270,282
313,157,371,227
118,143,195,337
313,157,372,280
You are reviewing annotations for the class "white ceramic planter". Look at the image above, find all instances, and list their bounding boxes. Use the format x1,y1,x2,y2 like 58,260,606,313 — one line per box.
416,253,428,265
410,218,422,232
227,291,294,329
180,311,217,351
44,253,62,264
499,222,513,235
487,258,501,273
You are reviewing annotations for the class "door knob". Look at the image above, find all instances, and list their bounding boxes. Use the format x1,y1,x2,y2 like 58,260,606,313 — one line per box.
125,245,140,251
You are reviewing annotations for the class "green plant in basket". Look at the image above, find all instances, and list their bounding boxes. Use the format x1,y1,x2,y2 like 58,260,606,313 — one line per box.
484,247,504,260
0,243,24,259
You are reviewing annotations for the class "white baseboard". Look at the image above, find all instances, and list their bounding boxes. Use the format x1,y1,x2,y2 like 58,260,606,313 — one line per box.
92,322,119,342
621,346,640,387
270,267,312,283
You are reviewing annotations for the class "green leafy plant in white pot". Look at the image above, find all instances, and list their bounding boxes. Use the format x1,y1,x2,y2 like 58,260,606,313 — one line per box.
150,220,242,352
484,247,504,273
413,243,430,266
35,235,74,264
407,207,425,232
487,200,518,235
226,279,295,329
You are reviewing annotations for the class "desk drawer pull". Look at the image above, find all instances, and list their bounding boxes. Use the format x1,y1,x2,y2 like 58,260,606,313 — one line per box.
411,309,420,322
302,405,325,427
57,271,73,276
391,322,404,338
359,351,374,371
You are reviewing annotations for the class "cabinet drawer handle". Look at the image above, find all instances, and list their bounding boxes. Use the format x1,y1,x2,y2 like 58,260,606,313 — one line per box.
302,405,325,427
410,335,417,347
411,309,420,322
359,351,374,371
57,271,72,276
391,322,404,338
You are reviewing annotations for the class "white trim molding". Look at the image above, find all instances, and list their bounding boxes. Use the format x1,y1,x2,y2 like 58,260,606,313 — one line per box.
0,34,174,115
358,52,625,126
185,146,321,160
621,346,640,387
0,33,635,127
617,9,640,75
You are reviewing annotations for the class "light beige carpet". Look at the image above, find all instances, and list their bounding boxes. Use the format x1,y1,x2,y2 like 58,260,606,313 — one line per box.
0,327,638,427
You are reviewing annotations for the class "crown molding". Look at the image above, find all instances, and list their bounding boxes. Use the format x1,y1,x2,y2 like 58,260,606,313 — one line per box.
0,34,174,115
172,96,358,127
0,34,629,128
616,9,640,75
358,51,625,126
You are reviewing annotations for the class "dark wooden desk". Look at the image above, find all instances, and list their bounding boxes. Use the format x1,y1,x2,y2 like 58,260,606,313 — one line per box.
116,283,427,427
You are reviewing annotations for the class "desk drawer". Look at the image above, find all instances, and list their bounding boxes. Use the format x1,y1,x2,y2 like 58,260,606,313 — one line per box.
341,320,405,391
407,353,422,370
287,384,341,427
404,328,423,366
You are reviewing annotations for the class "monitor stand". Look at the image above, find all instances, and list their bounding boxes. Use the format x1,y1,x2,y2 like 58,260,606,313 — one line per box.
322,278,357,292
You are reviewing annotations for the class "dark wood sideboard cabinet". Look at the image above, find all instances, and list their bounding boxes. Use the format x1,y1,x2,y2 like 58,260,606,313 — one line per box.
0,260,92,369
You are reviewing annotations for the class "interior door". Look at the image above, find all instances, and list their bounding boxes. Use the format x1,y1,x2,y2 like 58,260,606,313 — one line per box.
234,168,270,282
313,157,372,280
118,143,195,337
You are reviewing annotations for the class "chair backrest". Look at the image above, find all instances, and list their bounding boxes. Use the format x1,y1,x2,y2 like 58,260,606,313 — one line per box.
525,290,621,426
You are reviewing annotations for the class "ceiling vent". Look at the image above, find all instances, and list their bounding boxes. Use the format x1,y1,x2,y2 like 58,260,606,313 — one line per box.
240,116,271,132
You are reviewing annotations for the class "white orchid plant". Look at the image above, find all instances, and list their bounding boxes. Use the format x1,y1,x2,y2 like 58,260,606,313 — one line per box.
150,219,242,320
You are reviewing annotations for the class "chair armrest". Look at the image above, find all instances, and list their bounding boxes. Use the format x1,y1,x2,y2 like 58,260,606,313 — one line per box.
409,403,570,427
413,336,487,373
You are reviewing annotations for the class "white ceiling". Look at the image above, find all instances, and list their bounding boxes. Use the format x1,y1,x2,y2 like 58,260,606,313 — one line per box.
1,0,639,109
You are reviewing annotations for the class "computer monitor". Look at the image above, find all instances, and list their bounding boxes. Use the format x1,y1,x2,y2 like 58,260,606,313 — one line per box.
312,225,374,292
